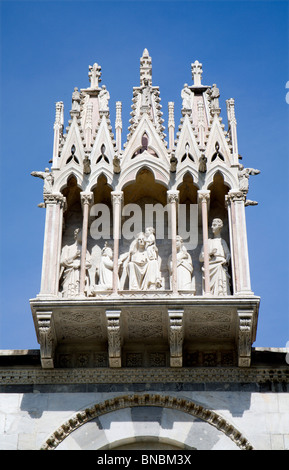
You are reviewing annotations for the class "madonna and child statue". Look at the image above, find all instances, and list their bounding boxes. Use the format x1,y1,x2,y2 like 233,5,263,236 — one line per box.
59,220,230,297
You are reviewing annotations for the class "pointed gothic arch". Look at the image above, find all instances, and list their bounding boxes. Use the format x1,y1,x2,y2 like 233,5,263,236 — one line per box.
177,172,199,204
41,394,254,450
56,168,83,193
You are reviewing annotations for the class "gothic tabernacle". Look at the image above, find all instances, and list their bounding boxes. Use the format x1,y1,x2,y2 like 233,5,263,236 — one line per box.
30,49,260,370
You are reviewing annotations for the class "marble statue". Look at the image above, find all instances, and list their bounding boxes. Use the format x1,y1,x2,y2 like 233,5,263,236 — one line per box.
238,164,260,194
181,84,192,110
208,84,220,109
145,227,159,262
31,168,54,194
99,85,110,111
119,229,162,290
71,87,81,112
198,154,207,173
59,228,91,298
199,218,231,296
141,79,151,108
113,155,121,173
170,153,177,172
98,242,113,290
83,155,91,175
168,235,194,291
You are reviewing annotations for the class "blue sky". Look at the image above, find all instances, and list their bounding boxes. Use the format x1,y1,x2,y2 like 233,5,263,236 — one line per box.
0,0,288,349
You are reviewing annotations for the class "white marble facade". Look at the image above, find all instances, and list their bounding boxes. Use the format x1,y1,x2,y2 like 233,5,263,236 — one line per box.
1,385,289,450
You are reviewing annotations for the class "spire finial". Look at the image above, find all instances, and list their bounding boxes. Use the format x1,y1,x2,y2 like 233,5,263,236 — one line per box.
191,60,203,86
88,63,102,89
140,48,152,86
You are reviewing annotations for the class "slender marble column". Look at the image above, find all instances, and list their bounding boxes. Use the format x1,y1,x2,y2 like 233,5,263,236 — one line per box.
167,190,179,294
227,190,252,294
226,194,237,294
79,192,93,295
40,193,66,297
111,191,123,293
198,190,210,295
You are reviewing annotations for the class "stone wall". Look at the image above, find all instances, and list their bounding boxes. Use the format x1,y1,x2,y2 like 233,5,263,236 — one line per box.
1,379,289,450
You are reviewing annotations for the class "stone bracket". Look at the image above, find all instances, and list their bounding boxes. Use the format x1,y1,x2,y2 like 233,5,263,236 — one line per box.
106,310,122,368
237,310,253,367
168,309,184,367
36,311,56,369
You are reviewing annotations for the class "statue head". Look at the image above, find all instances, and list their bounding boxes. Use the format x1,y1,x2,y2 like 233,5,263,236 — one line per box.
176,235,183,249
74,228,82,243
145,227,155,236
136,232,146,249
211,218,223,235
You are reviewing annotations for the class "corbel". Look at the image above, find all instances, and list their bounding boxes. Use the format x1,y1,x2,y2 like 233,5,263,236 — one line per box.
168,309,184,367
237,309,253,367
106,310,122,367
36,311,56,369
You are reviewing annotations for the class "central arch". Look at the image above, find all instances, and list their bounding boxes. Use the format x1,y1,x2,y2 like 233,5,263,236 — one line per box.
41,393,254,451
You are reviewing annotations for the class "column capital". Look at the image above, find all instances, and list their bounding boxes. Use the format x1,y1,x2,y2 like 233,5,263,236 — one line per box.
43,192,66,208
167,189,179,204
111,190,123,205
226,190,246,203
80,191,94,207
197,189,210,203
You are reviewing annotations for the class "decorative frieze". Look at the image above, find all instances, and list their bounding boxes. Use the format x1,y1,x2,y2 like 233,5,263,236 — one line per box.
1,365,288,386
